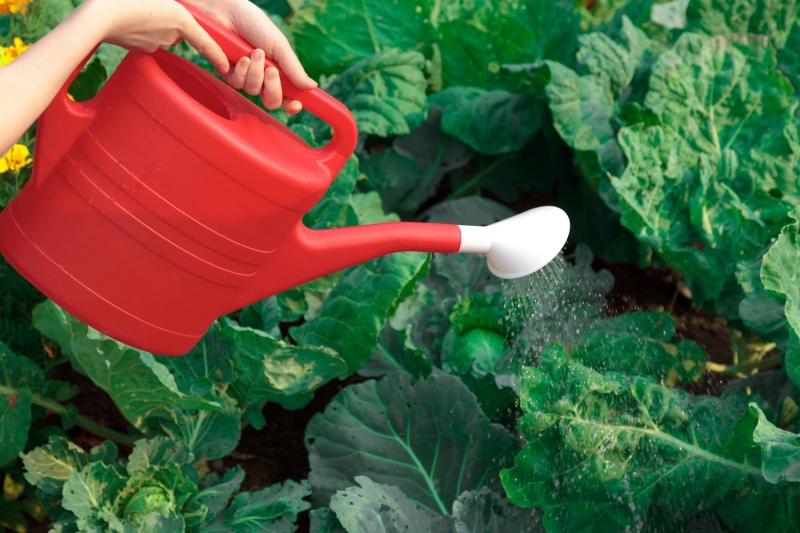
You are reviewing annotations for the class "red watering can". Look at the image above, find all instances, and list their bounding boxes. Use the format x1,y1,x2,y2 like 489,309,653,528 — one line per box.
0,2,570,355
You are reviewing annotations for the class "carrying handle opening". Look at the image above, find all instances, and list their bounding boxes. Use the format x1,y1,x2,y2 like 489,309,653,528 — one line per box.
35,45,100,185
176,0,357,178
55,44,100,108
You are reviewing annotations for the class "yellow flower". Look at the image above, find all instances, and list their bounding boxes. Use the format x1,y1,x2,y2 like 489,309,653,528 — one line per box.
0,144,32,173
3,473,25,501
0,0,32,15
0,37,31,67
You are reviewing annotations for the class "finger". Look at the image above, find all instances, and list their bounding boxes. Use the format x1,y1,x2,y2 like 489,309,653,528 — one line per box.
268,37,317,90
179,12,230,75
244,49,266,96
225,57,250,89
261,66,283,110
283,98,302,115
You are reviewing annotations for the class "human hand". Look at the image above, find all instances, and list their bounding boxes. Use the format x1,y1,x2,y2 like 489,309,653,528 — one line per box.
223,49,304,114
183,0,317,114
90,0,230,75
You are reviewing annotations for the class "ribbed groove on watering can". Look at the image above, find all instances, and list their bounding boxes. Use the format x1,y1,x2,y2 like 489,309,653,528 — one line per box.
78,131,273,265
1,210,209,346
74,128,272,274
58,153,256,288
90,62,304,253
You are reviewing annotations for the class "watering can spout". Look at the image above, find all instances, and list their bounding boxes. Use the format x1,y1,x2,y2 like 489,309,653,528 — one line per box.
226,206,570,313
225,221,461,313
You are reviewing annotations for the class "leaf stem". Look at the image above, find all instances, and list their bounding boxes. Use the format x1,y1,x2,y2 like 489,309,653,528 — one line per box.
419,142,447,201
0,384,138,447
639,426,763,477
667,282,680,315
703,357,783,376
379,396,449,516
563,414,764,478
360,0,380,54
445,156,505,200
430,0,442,27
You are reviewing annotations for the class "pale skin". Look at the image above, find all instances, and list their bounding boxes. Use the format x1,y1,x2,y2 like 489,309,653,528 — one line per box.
0,0,317,156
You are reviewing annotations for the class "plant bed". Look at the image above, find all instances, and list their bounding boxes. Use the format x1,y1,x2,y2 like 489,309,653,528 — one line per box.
23,251,781,532
4,0,800,532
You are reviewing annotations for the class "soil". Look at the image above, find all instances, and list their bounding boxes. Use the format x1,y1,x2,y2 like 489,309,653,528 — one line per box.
46,368,132,452
597,259,744,396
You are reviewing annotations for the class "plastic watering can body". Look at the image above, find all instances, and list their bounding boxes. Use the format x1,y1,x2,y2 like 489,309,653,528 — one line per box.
0,3,570,355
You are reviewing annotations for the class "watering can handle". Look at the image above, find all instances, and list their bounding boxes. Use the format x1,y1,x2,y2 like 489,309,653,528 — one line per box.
176,0,358,178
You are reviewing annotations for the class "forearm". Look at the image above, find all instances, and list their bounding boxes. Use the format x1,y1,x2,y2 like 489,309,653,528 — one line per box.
0,0,108,155
0,0,309,157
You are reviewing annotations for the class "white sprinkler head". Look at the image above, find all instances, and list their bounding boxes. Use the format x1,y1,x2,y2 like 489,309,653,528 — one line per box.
457,206,570,279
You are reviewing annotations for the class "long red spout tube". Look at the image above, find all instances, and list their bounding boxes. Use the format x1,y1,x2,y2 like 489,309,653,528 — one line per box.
225,222,461,313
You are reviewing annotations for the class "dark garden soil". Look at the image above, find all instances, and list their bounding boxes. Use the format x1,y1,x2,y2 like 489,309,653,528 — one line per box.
598,259,747,397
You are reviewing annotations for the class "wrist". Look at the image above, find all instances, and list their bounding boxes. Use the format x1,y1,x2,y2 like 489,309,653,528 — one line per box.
76,0,121,43
181,0,238,25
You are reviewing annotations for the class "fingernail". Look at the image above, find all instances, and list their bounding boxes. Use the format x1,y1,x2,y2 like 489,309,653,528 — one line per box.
266,67,279,81
253,48,265,60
